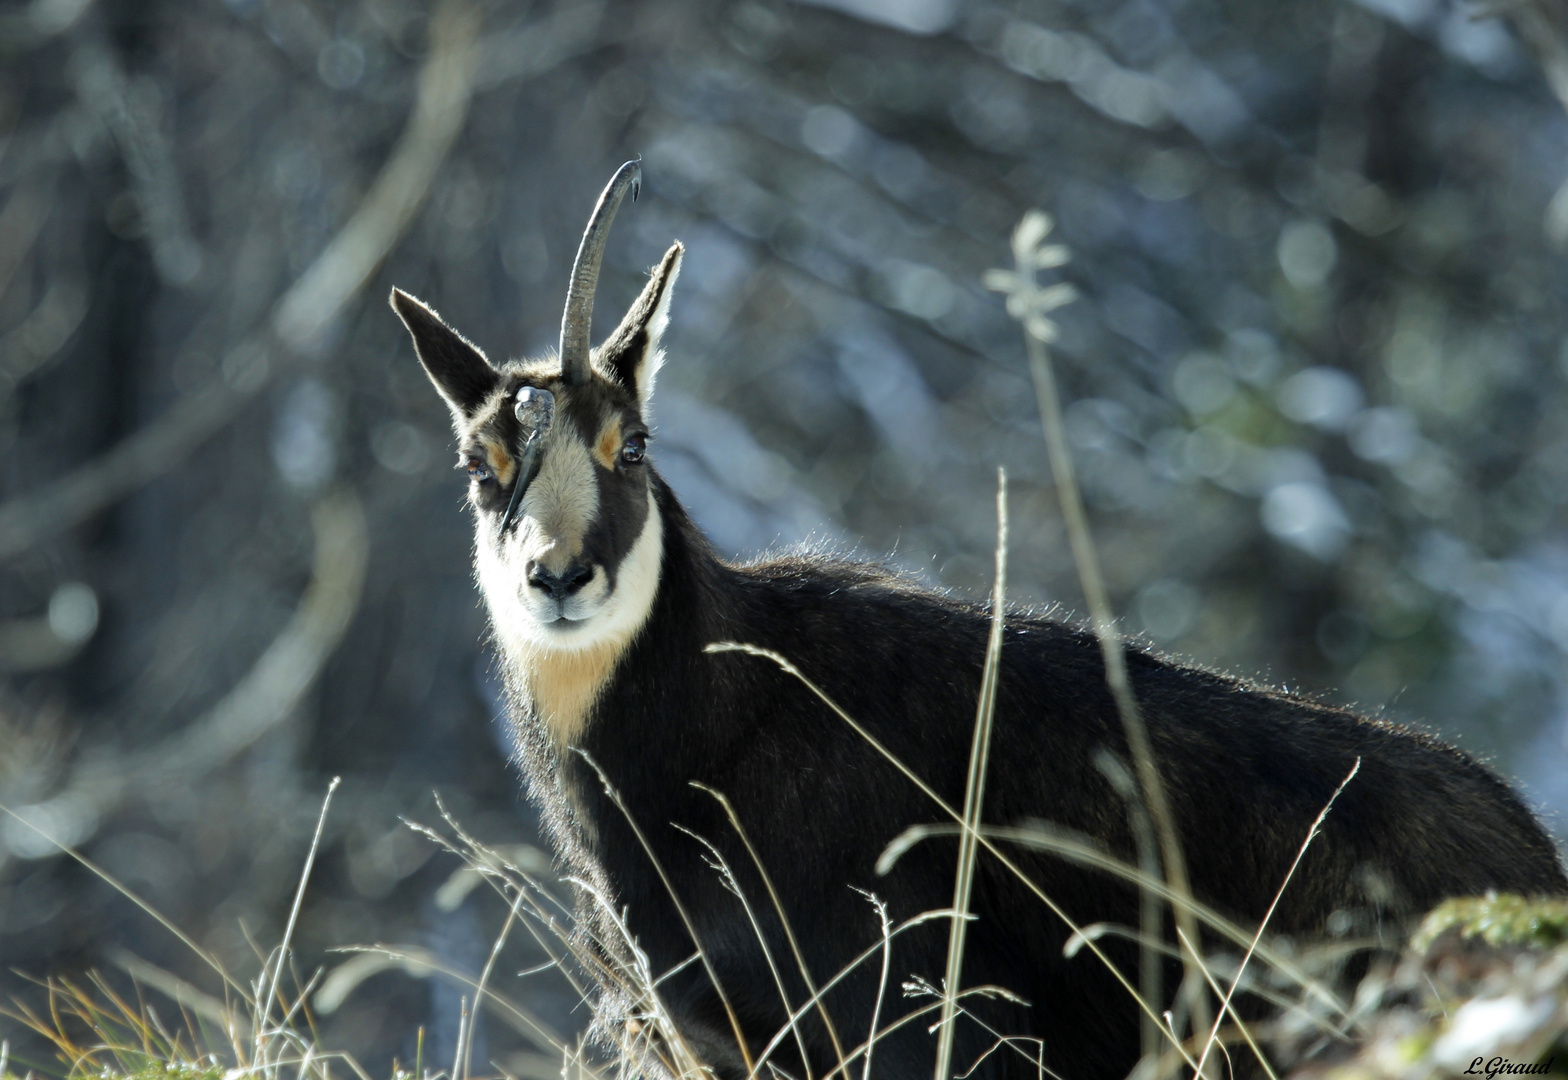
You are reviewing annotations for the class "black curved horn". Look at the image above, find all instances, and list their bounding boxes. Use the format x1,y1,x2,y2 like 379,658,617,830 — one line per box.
558,160,641,386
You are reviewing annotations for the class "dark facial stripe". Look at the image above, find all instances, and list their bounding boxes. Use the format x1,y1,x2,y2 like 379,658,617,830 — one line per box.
547,385,649,589
584,456,651,592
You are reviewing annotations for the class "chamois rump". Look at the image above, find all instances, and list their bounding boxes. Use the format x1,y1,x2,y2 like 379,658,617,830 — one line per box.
391,161,1567,1080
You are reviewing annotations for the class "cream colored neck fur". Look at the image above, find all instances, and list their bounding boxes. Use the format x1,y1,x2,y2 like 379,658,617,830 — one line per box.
516,637,634,748
478,490,664,749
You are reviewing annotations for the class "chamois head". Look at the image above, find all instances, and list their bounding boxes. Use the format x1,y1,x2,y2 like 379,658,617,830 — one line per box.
390,162,681,665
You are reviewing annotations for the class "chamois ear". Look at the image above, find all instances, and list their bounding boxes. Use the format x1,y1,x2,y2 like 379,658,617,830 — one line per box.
595,242,683,404
390,288,500,421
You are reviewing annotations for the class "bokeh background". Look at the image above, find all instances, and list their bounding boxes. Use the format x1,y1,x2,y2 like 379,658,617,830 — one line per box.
3,0,1568,1074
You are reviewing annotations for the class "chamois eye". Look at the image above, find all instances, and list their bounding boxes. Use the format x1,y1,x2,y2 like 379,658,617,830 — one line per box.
465,456,493,483
621,434,647,465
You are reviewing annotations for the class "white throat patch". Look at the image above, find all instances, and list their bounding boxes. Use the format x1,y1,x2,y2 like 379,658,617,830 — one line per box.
478,488,663,748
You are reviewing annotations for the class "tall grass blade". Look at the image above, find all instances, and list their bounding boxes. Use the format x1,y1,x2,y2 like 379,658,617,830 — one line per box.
257,776,340,1063
1191,758,1361,1080
1093,750,1163,1063
849,890,893,1080
934,470,1008,1080
459,884,527,1080
451,995,470,1080
990,210,1214,1067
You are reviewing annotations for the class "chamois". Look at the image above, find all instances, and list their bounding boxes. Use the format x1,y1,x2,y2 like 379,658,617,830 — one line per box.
391,161,1567,1080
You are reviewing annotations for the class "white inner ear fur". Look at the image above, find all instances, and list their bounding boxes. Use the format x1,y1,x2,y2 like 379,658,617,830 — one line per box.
633,249,681,405
477,487,664,749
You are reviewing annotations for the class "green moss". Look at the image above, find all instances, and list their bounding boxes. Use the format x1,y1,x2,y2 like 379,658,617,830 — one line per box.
1412,894,1568,952
53,1059,227,1080
107,1065,227,1080
1393,1031,1433,1064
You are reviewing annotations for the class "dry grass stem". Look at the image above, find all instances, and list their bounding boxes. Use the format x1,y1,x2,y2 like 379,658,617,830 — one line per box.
1093,750,1164,1063
745,910,960,1080
459,886,528,1080
879,820,1350,1023
573,749,758,1078
849,889,894,1080
1176,931,1276,1080
688,784,852,1074
672,823,819,1076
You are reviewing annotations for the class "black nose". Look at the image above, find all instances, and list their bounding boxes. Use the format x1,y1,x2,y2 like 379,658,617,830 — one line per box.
527,561,593,601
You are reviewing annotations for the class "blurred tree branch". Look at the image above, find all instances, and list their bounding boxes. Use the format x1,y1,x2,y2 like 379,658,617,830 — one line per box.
0,0,94,50
0,182,55,301
1,487,367,852
0,276,88,396
1503,0,1568,112
0,0,480,564
1494,0,1568,244
471,0,606,92
69,34,202,285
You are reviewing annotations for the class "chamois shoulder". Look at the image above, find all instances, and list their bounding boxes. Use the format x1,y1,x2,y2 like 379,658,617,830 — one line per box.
729,551,945,597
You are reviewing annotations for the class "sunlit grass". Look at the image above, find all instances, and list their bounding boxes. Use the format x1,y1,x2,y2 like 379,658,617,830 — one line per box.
2,779,1564,1080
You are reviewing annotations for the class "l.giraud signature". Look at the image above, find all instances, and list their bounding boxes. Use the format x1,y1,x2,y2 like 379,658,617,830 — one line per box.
1465,1057,1554,1077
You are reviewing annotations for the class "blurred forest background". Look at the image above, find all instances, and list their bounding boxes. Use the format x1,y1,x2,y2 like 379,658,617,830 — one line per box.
2,0,1568,1074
